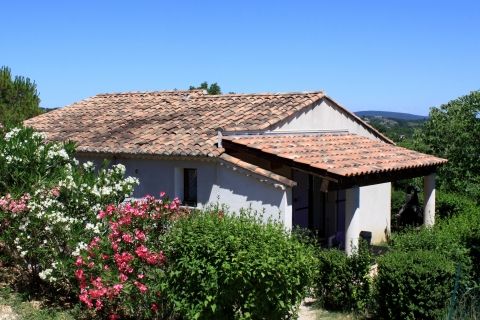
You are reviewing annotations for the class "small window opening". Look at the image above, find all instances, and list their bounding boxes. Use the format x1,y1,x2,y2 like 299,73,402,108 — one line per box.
183,168,197,206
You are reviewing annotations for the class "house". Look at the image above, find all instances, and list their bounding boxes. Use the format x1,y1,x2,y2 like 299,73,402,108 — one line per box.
25,89,446,254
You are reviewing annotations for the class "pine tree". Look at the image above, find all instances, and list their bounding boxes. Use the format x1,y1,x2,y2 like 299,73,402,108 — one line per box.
0,66,42,127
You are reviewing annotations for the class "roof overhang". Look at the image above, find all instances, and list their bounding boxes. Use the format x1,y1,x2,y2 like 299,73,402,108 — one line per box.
221,132,447,190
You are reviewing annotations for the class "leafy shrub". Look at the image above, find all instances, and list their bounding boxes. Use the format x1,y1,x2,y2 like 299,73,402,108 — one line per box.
374,249,456,320
390,189,405,225
315,241,371,312
162,208,317,319
436,191,476,220
0,127,138,293
75,195,185,319
390,226,472,277
464,225,480,281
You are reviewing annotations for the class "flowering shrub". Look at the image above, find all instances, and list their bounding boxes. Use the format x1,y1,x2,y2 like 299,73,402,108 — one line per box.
0,127,138,292
75,195,185,319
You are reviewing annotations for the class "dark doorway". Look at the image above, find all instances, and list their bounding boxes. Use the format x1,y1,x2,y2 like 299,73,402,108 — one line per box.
292,170,309,228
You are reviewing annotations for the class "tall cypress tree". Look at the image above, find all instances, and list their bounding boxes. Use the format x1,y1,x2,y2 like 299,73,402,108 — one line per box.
0,66,42,127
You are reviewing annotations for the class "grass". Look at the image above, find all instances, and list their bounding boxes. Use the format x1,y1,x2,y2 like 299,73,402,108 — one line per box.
314,308,355,319
299,298,355,320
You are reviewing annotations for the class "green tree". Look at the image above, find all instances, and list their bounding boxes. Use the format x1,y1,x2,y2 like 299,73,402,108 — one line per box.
189,81,222,95
414,90,480,197
0,66,42,127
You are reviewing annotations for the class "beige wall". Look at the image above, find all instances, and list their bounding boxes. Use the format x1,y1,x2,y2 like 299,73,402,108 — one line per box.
273,99,383,141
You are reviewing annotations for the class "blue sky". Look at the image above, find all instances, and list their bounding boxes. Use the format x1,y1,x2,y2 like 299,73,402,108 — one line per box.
2,1,479,115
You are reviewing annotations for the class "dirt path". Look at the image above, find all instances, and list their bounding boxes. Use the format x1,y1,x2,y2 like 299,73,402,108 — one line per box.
0,305,18,320
297,297,318,320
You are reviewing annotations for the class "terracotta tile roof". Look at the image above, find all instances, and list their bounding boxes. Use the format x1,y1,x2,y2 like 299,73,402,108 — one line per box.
222,133,447,177
219,153,297,187
25,90,326,157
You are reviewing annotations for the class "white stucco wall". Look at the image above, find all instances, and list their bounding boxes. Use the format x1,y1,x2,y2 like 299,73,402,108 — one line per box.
210,164,292,228
344,182,391,254
358,182,391,244
274,99,382,141
76,156,217,205
76,155,292,227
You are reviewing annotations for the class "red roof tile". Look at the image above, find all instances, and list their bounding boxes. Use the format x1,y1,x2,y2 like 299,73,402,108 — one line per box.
25,90,327,157
222,133,447,177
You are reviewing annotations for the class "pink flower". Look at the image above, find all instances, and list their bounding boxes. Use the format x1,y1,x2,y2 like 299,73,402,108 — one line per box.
95,299,103,311
134,229,146,242
75,256,84,266
91,277,103,289
112,284,123,295
160,191,166,197
97,210,106,219
79,292,93,308
134,281,148,293
50,187,60,197
119,273,128,282
137,273,144,279
89,288,107,299
108,314,120,320
121,233,133,243
75,269,85,281
151,303,159,312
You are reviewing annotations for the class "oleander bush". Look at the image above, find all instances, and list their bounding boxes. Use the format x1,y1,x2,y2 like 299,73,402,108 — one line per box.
0,127,138,294
315,241,372,312
75,195,186,319
374,249,456,320
161,208,318,319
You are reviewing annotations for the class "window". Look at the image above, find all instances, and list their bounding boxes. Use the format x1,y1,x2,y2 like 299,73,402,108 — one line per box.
183,168,197,206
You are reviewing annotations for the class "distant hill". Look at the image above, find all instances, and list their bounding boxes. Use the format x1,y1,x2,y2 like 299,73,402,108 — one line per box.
355,110,428,142
41,107,59,113
355,111,427,121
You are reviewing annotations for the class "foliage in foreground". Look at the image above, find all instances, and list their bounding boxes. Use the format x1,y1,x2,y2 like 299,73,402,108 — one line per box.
162,208,318,319
0,127,138,294
75,195,186,319
375,249,456,320
315,241,371,313
377,194,480,319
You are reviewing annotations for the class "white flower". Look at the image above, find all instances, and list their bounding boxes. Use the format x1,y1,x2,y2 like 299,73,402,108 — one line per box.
114,163,126,174
4,128,21,141
32,132,47,140
39,268,53,280
83,161,94,170
20,250,28,258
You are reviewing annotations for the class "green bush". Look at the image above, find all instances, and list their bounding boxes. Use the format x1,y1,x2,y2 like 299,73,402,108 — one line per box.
436,191,476,220
465,225,480,281
390,227,471,275
390,189,405,225
315,241,371,312
375,250,456,320
161,209,317,319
